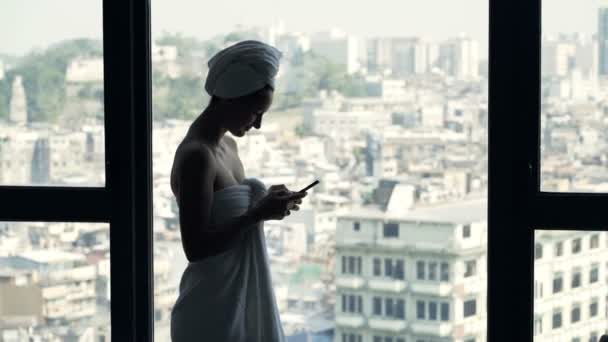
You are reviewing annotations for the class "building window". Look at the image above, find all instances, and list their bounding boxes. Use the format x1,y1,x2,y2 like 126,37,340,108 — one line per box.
349,295,355,313
428,261,437,280
552,310,562,329
353,221,360,231
357,296,363,313
416,300,426,319
384,258,393,277
555,241,563,257
571,304,580,323
342,256,347,273
383,223,399,238
373,297,382,315
571,238,581,254
356,257,362,275
590,234,599,248
374,337,382,342
342,295,347,312
590,333,598,342
396,299,405,319
429,301,438,320
553,273,563,293
535,243,543,259
463,224,471,238
374,258,381,276
590,298,598,317
416,261,425,280
440,262,450,281
348,256,355,274
440,302,450,321
464,299,476,318
394,260,405,280
385,298,394,317
465,260,477,277
534,316,542,335
571,268,581,288
590,264,599,283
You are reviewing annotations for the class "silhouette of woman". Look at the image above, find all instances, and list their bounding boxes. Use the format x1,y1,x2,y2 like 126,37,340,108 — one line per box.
169,40,307,342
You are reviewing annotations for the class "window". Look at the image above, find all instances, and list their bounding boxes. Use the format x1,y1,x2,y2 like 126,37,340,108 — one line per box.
374,258,382,276
535,243,543,259
416,261,425,280
428,261,437,280
429,301,438,320
553,273,563,293
590,333,598,342
552,310,562,329
353,221,361,231
534,316,542,335
441,302,450,321
416,300,426,319
590,264,599,283
571,304,580,323
463,224,471,238
589,298,598,317
571,268,581,288
358,296,363,313
385,258,393,277
590,234,599,249
357,257,362,274
385,298,394,317
464,299,477,317
396,299,405,319
373,297,382,315
394,259,405,280
349,295,355,312
465,259,477,277
348,256,355,274
383,223,399,238
571,238,581,254
555,241,563,257
342,256,347,273
440,262,450,281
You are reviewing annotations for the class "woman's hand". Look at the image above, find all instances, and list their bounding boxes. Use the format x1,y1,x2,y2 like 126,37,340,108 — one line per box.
250,184,307,221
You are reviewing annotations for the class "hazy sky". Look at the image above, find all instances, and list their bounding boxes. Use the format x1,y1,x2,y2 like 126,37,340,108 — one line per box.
0,0,605,57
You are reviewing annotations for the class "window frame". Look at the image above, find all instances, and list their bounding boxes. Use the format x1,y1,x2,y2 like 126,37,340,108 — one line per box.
0,1,154,340
488,0,607,340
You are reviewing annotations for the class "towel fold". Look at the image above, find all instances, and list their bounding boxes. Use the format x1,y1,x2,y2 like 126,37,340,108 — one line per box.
171,178,285,342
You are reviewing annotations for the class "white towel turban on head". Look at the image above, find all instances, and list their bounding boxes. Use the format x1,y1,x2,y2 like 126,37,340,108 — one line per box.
205,40,283,99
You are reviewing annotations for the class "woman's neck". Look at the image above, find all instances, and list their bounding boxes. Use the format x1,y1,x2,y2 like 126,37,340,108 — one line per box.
191,107,227,147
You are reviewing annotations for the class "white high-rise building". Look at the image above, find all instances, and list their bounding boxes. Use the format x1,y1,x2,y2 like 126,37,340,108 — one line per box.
334,202,608,342
334,199,487,342
310,29,362,74
9,75,28,125
533,231,608,342
439,37,480,79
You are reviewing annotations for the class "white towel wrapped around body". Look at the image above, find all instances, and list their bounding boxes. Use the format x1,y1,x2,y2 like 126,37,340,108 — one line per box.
170,178,285,342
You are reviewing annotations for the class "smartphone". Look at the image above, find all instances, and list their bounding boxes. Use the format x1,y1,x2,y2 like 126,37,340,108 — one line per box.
298,180,320,193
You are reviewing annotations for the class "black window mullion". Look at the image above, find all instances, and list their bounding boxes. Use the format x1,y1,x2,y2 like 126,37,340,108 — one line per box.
532,193,608,230
0,187,109,222
104,0,153,340
489,0,539,342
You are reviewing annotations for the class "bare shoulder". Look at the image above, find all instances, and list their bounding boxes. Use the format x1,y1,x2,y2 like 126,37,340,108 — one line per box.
173,140,216,177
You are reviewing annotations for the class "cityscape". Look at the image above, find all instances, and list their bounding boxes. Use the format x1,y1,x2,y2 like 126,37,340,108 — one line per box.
0,4,607,342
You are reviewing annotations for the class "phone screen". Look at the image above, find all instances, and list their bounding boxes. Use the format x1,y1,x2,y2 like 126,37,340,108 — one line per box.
298,180,320,193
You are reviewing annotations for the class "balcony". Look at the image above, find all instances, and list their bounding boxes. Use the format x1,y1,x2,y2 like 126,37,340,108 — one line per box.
410,282,453,296
336,276,366,289
335,314,366,328
367,318,407,333
410,321,453,337
368,279,407,292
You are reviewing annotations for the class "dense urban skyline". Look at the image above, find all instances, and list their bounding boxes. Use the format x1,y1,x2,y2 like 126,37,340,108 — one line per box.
1,0,606,57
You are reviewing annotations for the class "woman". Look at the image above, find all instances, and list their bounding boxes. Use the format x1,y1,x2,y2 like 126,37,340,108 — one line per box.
169,40,307,342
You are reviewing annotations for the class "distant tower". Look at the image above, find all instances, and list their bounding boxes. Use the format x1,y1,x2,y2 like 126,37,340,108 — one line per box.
9,75,28,125
598,4,608,75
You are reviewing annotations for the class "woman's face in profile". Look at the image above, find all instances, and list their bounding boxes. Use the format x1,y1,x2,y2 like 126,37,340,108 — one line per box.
224,88,273,137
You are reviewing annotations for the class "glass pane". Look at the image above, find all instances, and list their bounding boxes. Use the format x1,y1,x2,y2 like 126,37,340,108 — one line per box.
541,2,608,192
534,230,608,341
0,221,110,340
0,2,105,186
152,1,488,341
